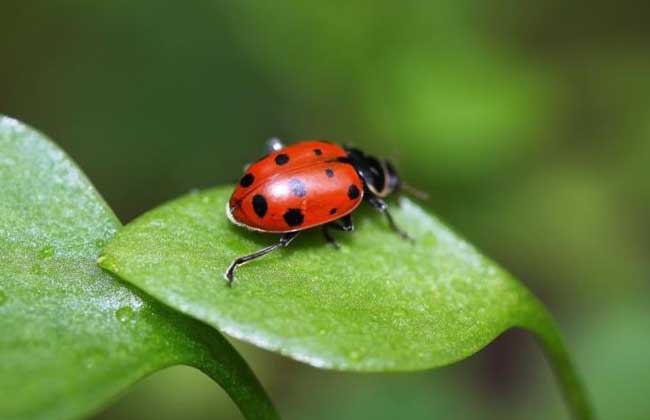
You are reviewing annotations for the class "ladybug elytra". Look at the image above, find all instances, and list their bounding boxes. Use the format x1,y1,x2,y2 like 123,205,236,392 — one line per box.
225,138,415,283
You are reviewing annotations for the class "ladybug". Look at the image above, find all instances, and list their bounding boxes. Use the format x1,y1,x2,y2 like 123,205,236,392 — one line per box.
225,138,417,283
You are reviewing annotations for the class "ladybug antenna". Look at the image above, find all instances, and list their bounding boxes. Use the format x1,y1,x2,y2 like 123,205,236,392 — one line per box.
401,182,429,201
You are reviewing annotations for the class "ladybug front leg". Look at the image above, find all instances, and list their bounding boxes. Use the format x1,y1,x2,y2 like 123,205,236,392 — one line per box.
224,231,299,285
367,196,413,242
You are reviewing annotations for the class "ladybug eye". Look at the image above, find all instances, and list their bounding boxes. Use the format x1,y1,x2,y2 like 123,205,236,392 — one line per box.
365,156,386,193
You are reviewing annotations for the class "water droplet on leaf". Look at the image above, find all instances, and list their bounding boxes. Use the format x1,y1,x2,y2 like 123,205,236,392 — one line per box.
39,245,54,259
84,349,106,369
115,306,135,323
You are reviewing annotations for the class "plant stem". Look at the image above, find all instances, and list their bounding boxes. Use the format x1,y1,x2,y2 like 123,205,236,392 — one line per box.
521,301,594,420
188,323,281,420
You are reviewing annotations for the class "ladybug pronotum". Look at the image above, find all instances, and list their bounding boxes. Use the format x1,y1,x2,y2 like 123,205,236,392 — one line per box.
225,138,414,283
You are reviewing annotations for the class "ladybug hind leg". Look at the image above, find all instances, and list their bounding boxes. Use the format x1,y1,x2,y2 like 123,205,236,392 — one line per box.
225,231,299,285
321,225,341,249
367,196,413,242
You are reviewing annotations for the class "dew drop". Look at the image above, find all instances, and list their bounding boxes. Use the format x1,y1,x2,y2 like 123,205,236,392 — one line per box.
349,351,360,360
84,349,106,369
115,306,135,323
95,239,106,249
39,245,55,259
0,290,7,306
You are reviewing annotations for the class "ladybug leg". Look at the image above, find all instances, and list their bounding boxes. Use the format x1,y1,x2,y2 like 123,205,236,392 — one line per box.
368,197,413,242
340,214,354,231
224,231,299,285
321,224,341,249
332,214,354,232
266,137,284,152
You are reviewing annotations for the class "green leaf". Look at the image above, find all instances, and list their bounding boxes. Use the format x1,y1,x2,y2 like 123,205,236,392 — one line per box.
0,116,277,420
100,187,593,418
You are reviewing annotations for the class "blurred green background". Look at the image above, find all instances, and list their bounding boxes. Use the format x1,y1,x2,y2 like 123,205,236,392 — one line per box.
1,1,648,419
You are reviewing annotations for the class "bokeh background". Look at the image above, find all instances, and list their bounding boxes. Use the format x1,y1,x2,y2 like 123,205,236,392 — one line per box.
1,1,649,419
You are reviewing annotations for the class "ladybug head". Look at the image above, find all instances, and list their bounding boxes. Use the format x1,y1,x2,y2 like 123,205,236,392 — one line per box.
344,147,401,198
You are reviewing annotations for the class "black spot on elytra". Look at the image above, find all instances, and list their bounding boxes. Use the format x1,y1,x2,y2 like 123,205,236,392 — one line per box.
275,153,289,165
252,194,268,218
283,208,304,227
313,148,323,156
348,184,360,200
288,178,306,197
330,208,337,215
325,168,334,178
239,173,254,188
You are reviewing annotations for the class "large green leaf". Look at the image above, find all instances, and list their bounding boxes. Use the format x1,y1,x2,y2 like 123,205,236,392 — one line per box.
0,116,277,420
100,187,593,418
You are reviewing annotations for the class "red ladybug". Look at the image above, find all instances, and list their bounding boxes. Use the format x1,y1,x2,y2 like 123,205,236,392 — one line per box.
225,138,414,283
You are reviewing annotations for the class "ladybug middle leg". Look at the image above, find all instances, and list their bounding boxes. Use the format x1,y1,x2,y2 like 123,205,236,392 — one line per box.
321,225,340,249
333,214,354,231
225,231,299,284
367,196,413,242
322,215,354,248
